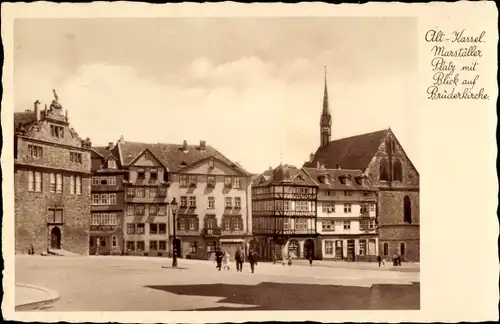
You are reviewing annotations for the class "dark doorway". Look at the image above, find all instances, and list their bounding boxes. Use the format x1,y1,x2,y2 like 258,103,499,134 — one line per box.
347,239,355,261
335,240,343,260
304,239,315,259
50,227,61,249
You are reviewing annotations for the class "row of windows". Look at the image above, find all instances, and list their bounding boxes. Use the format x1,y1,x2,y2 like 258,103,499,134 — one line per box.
50,124,64,138
127,223,167,234
252,200,313,212
382,242,406,256
252,186,316,195
380,158,403,182
92,176,117,186
179,196,242,209
27,171,82,195
28,145,43,158
253,217,314,231
127,187,167,198
321,203,375,214
324,239,377,256
92,193,117,205
126,240,167,251
321,219,376,231
91,213,118,225
126,204,167,216
179,175,242,188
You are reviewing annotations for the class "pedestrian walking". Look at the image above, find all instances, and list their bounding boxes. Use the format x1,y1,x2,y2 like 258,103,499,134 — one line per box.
287,254,293,266
308,254,313,266
95,238,100,256
235,247,244,272
282,252,287,266
377,255,384,267
272,253,277,265
222,250,231,270
215,248,224,271
248,250,258,273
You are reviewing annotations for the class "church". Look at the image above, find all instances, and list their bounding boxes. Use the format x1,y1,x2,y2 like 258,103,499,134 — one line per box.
303,69,420,262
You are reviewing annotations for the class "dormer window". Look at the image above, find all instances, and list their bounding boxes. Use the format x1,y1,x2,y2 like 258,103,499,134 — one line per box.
208,159,215,169
325,174,332,184
107,160,116,169
317,176,325,184
339,176,346,185
355,177,362,185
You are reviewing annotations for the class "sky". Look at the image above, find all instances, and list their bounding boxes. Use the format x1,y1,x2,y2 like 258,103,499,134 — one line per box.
14,17,419,174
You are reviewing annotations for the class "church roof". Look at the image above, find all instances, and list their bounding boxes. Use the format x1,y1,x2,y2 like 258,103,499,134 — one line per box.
304,129,389,171
302,167,377,191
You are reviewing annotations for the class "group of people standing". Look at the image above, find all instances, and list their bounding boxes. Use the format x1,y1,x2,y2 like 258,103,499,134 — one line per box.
213,246,259,273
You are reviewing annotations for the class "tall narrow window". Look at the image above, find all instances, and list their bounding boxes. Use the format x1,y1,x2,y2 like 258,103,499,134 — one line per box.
76,176,82,195
393,159,403,182
70,175,75,194
400,242,406,256
35,171,42,192
49,173,56,193
28,171,35,191
403,196,412,224
56,173,63,193
379,159,389,181
383,243,389,256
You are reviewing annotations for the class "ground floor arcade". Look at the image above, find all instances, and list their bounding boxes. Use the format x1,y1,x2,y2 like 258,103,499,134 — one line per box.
317,235,379,262
250,236,317,261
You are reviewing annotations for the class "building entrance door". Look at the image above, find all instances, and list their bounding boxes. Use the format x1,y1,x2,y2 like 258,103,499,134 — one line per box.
347,239,355,261
335,240,343,260
304,239,315,259
50,227,61,249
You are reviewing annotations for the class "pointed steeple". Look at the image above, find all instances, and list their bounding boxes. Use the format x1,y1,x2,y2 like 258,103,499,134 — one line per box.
323,64,329,114
320,65,332,148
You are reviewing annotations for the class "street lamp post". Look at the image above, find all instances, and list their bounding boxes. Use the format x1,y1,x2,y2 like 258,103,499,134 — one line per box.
170,197,179,268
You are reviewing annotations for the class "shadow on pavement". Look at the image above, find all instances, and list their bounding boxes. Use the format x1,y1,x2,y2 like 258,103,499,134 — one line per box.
146,282,420,310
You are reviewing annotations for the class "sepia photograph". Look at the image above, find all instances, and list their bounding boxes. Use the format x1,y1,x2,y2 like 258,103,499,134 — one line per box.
11,15,420,312
2,1,498,323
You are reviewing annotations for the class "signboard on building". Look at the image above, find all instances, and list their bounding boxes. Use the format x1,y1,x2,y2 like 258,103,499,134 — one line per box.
90,225,118,233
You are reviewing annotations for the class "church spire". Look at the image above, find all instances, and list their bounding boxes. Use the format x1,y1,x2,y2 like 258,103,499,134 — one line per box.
320,65,332,148
323,64,329,114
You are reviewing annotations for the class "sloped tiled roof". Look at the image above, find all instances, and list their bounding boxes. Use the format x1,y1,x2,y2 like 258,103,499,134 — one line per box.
303,167,377,191
14,111,37,131
304,129,389,171
92,145,120,161
253,164,317,187
117,141,248,174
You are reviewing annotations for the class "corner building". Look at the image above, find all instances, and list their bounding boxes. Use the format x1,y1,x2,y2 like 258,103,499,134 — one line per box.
14,95,92,255
303,167,379,261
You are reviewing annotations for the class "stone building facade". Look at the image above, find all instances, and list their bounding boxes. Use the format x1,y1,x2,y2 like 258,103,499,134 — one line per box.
90,143,127,255
14,93,92,255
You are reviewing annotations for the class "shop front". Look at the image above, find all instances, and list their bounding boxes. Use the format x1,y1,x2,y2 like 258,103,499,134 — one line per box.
89,224,122,255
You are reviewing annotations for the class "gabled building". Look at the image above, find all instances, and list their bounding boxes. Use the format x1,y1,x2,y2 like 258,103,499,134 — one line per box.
304,70,420,261
90,142,127,255
251,164,318,260
14,92,92,255
303,166,378,261
116,139,252,259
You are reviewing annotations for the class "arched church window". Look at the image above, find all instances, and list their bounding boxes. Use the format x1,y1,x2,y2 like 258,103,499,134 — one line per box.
379,159,390,181
403,196,412,224
393,159,403,182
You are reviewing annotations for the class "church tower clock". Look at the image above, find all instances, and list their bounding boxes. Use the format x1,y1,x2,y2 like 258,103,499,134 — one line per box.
320,65,332,148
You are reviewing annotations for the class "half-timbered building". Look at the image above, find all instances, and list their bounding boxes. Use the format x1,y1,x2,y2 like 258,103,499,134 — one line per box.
251,164,318,260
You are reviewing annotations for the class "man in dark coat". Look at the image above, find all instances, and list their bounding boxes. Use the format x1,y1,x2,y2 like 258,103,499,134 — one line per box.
248,250,258,274
215,248,224,271
235,246,244,272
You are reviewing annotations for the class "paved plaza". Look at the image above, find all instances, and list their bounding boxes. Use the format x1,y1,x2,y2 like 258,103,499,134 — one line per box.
15,255,420,311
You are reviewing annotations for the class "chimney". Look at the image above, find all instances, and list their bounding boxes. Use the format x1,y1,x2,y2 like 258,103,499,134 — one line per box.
309,153,314,163
107,142,114,150
182,140,188,152
34,100,41,121
316,161,320,169
199,140,206,151
118,135,125,144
